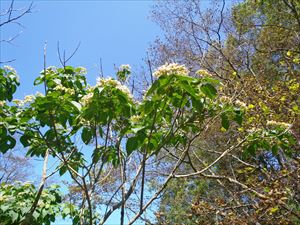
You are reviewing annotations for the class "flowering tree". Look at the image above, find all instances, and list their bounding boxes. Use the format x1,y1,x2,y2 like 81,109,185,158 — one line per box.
0,62,246,224
0,59,297,224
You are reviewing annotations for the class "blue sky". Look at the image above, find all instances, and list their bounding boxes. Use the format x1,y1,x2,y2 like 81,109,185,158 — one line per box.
1,1,161,224
1,0,160,97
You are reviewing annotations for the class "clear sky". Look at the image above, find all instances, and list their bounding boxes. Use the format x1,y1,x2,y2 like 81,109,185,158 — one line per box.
1,0,161,97
1,1,161,224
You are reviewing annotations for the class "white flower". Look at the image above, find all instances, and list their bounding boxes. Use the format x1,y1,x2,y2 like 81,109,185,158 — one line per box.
96,77,132,99
3,65,17,74
130,115,141,123
12,99,23,106
153,63,189,78
0,101,6,107
196,69,212,77
267,120,291,129
247,127,262,133
40,66,57,74
76,66,87,74
24,95,35,103
53,84,75,95
219,96,232,103
35,91,45,97
120,64,131,71
235,100,247,108
80,92,94,106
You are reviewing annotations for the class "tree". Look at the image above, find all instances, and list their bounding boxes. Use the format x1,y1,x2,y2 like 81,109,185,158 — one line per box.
150,0,300,224
0,149,31,184
1,61,252,224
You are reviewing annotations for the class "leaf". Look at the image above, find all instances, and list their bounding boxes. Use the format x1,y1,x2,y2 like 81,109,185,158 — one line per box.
71,101,82,111
0,136,16,153
200,83,217,99
234,110,243,125
81,127,92,144
221,113,230,130
271,145,279,155
245,141,258,156
126,136,139,155
0,205,9,212
59,165,68,176
92,148,101,163
64,66,75,74
9,211,19,222
144,101,154,114
34,76,44,86
180,81,197,98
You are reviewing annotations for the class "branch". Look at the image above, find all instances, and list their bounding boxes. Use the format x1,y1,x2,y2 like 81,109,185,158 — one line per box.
0,1,33,27
174,137,247,178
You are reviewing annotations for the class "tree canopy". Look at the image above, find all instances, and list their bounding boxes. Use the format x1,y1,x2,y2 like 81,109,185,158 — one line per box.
0,0,299,224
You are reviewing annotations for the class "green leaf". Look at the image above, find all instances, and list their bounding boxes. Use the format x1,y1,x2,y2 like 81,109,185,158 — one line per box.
92,148,101,163
221,113,230,130
59,165,68,176
71,101,82,111
0,136,16,153
126,136,139,155
245,141,258,156
64,66,75,74
34,76,44,86
234,110,243,125
271,145,279,155
0,205,9,212
10,211,18,222
81,127,92,144
200,83,217,99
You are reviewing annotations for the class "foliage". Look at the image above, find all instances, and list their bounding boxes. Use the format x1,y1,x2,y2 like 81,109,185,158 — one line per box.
0,183,63,225
150,0,300,224
0,62,247,224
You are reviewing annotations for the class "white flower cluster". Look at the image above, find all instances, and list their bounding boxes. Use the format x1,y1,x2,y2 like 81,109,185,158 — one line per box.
13,95,36,106
130,115,141,123
12,99,22,106
247,127,260,133
80,77,133,106
3,65,17,74
267,120,291,129
76,66,87,74
24,95,35,103
153,63,189,78
35,91,45,97
196,69,212,77
80,92,93,106
219,96,232,103
53,84,75,95
120,64,131,71
96,77,132,98
40,66,57,74
235,100,247,108
0,101,6,107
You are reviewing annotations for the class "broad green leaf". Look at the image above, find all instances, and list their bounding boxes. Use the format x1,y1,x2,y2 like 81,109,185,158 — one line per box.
200,83,217,99
126,136,139,155
59,165,68,176
81,127,92,145
221,113,230,130
71,101,82,111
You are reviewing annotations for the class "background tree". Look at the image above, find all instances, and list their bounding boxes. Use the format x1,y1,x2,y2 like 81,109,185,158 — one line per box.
150,0,300,224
